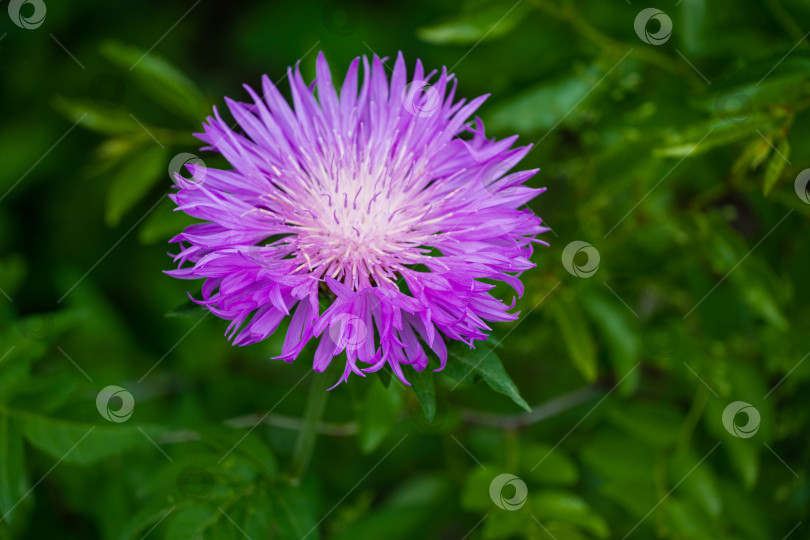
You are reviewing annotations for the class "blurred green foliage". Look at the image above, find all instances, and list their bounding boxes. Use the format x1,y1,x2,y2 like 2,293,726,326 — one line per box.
2,0,810,538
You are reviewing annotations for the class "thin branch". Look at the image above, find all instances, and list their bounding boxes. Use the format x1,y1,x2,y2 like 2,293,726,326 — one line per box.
461,385,602,430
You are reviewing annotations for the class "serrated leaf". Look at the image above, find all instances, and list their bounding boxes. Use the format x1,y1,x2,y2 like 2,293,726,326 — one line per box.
408,367,436,422
106,146,167,226
101,41,209,124
444,341,530,411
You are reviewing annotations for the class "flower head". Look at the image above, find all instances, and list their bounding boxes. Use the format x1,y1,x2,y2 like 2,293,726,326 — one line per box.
168,52,548,385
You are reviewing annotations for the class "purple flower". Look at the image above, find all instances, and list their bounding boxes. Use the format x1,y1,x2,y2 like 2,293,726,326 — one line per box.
168,52,548,386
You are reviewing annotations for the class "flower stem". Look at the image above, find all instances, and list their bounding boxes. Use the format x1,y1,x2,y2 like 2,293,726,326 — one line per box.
289,369,332,484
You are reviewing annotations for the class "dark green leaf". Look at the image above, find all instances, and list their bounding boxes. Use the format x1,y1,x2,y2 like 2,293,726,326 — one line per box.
444,341,530,411
100,42,209,124
408,367,436,422
106,146,167,226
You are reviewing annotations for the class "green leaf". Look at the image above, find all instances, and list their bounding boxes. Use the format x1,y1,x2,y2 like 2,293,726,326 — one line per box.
52,96,139,135
164,299,206,319
201,425,278,479
460,466,496,511
763,137,789,195
487,64,604,134
408,367,436,423
358,378,401,453
0,412,27,526
331,476,448,540
444,341,531,411
100,41,209,124
664,497,715,539
520,444,578,486
416,1,530,45
606,401,683,448
655,114,774,158
0,255,26,301
532,490,610,539
550,296,598,383
580,292,640,396
579,430,656,483
670,450,722,518
106,146,167,226
165,504,218,540
138,196,199,244
269,483,319,540
0,310,87,403
116,503,177,540
16,411,160,466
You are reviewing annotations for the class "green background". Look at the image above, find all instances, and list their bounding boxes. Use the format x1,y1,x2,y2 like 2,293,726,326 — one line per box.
1,0,809,538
